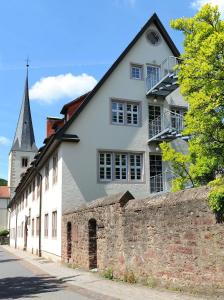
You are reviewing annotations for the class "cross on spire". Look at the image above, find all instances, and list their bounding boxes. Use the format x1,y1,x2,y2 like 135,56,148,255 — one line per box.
26,57,30,68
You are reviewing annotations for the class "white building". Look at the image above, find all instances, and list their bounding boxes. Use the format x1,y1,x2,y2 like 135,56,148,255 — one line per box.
8,13,188,261
0,186,10,230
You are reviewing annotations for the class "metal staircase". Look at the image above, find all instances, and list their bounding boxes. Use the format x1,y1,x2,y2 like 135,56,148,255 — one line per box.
149,169,176,194
146,56,180,97
148,109,184,142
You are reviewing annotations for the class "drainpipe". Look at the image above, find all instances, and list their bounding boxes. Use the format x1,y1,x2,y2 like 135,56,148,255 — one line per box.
8,207,11,244
15,203,18,249
37,171,42,257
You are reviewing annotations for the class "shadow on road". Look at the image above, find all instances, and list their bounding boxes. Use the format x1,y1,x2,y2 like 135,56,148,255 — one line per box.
0,259,21,263
0,275,65,299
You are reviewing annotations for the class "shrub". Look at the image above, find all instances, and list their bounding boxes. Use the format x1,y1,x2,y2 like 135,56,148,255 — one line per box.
123,270,136,284
102,267,114,280
0,229,9,237
208,177,224,223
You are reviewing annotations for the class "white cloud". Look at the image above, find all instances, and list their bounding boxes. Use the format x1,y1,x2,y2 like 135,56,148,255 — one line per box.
29,73,97,104
113,0,136,7
0,136,10,146
191,0,224,15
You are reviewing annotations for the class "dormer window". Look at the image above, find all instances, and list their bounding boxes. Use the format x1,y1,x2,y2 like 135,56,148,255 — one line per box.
21,157,28,168
130,64,143,80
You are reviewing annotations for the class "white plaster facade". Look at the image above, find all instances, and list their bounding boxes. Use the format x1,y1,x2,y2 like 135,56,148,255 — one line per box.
9,14,188,261
0,198,9,230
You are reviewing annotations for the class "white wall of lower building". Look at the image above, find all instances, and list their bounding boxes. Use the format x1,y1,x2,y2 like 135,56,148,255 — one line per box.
0,198,9,230
9,147,63,260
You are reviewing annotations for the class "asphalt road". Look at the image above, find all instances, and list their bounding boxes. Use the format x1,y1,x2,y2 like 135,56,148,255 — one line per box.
0,246,93,300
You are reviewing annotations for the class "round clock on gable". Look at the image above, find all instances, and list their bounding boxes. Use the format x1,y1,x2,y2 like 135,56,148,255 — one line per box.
146,30,161,46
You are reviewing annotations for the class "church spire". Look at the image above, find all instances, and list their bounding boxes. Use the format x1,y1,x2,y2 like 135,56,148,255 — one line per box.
11,64,37,152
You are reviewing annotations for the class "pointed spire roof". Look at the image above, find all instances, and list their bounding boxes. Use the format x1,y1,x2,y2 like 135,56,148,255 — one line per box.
11,67,37,152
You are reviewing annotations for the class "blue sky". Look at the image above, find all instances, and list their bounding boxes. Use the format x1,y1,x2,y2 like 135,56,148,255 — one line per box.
0,0,220,179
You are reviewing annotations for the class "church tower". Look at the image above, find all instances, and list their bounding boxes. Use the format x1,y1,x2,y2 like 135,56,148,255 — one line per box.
8,65,38,197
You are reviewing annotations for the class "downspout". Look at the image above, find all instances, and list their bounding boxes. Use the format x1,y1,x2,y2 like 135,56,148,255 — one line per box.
15,203,18,249
8,207,11,244
37,172,42,257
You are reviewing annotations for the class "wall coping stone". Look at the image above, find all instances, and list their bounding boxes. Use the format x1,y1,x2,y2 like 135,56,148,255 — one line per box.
63,191,134,216
126,186,209,211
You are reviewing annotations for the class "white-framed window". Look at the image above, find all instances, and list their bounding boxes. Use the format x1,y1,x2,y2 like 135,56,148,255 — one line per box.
45,162,49,191
131,64,143,80
114,153,128,180
147,65,160,87
127,103,139,125
98,151,144,182
99,153,112,181
52,211,57,238
53,153,58,184
130,154,142,180
111,100,140,126
112,102,124,125
32,179,35,201
44,213,49,237
21,157,28,168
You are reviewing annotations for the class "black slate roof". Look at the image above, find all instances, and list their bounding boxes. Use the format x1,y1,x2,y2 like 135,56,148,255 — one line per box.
11,73,37,152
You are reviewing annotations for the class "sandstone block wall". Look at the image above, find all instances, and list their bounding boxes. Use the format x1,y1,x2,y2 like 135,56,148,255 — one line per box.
62,187,224,291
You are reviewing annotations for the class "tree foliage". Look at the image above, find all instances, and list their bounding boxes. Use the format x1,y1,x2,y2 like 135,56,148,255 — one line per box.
161,4,224,218
0,179,7,186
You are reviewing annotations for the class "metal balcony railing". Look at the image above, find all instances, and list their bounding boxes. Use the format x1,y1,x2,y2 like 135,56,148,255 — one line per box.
150,170,176,194
146,56,180,96
148,109,184,142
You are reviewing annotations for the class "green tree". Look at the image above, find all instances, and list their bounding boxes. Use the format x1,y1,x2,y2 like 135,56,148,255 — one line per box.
161,4,224,218
0,178,7,186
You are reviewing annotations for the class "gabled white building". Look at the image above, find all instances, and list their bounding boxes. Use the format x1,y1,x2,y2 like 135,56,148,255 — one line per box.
8,13,188,261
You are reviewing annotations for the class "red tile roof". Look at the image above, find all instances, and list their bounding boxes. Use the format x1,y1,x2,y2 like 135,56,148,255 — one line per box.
0,186,10,199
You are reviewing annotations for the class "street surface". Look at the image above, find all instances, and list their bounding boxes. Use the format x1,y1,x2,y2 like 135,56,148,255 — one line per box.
0,246,94,300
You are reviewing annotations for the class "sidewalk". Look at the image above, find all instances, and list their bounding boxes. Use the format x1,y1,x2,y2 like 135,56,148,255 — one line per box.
1,245,215,300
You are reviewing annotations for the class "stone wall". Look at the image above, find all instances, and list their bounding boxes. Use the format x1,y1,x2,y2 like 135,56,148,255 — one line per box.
62,187,224,291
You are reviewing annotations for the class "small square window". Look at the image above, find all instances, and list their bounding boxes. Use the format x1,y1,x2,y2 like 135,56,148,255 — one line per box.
131,64,143,80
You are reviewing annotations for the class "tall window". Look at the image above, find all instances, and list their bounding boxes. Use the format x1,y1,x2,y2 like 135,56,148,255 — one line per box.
21,157,28,168
53,154,58,184
21,222,24,238
32,179,35,201
149,155,163,193
52,211,57,238
99,152,143,182
99,153,112,181
37,176,41,199
130,154,142,180
36,217,39,236
130,64,143,80
32,218,34,236
114,153,128,180
44,214,49,237
111,100,140,126
111,102,124,125
25,190,28,207
147,65,160,87
45,162,49,191
148,105,161,138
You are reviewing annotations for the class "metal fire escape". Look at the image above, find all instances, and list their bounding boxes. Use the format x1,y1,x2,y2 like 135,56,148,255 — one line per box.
146,56,180,97
146,56,189,194
148,109,185,143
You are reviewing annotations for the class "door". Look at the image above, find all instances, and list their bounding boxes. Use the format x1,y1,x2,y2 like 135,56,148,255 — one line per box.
24,216,28,251
149,154,163,193
147,65,160,88
88,219,97,269
67,222,72,262
148,105,162,138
